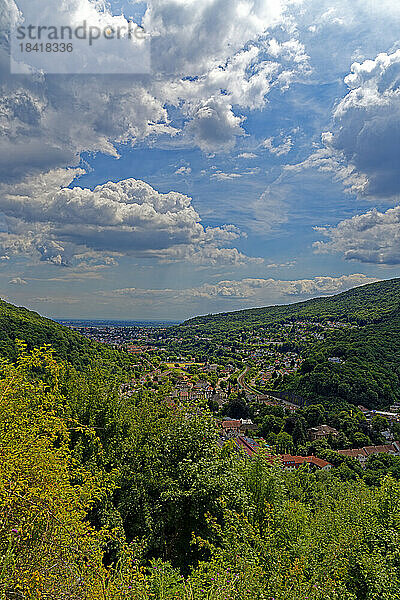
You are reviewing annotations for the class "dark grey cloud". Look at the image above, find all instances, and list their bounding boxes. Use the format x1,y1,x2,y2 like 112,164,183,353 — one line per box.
0,0,309,183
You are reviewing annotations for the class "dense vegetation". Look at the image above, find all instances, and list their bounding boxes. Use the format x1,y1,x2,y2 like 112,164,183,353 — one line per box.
182,278,400,331
3,279,400,597
3,344,400,599
0,297,130,369
249,399,400,483
166,278,400,409
279,307,400,409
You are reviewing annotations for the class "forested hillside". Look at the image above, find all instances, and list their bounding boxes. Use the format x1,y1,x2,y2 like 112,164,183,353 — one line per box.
172,278,400,409
182,278,400,331
3,282,400,598
281,306,400,408
2,345,400,599
0,297,128,368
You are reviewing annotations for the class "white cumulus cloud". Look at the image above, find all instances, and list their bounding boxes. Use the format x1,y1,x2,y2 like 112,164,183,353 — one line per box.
0,0,310,183
175,166,192,175
9,277,28,285
263,136,293,156
0,169,261,266
314,205,400,265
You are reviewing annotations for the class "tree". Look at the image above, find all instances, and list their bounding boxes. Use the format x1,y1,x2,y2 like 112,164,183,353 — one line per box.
305,404,326,427
331,431,350,450
292,417,307,447
0,345,114,597
260,414,283,437
300,358,317,374
371,414,389,434
276,431,294,453
262,405,284,418
392,421,400,440
351,432,371,447
224,398,250,419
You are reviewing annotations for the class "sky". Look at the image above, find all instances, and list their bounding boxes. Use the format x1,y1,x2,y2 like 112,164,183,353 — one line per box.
1,0,400,319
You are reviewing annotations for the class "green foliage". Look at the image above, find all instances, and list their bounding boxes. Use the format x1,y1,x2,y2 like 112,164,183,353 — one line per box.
181,278,400,331
223,397,250,419
4,274,400,598
281,310,400,408
0,345,118,598
165,278,400,410
0,298,131,370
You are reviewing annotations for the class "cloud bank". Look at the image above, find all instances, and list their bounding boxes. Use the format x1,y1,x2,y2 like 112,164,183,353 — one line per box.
107,273,378,306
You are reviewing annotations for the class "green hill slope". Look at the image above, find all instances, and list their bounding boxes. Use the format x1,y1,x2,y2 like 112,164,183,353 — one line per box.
0,298,123,368
282,305,400,408
182,278,400,331
177,278,400,409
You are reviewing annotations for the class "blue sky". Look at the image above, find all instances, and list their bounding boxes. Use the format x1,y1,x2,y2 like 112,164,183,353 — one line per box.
1,0,400,319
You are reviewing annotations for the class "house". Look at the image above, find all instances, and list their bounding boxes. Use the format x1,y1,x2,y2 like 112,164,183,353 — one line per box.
239,419,257,435
336,447,369,468
368,410,400,424
363,441,400,456
381,430,394,442
221,418,256,438
337,441,400,467
211,392,227,407
308,424,339,441
280,455,305,470
192,381,214,400
358,407,400,424
280,454,332,471
173,383,193,401
305,455,332,470
221,419,241,438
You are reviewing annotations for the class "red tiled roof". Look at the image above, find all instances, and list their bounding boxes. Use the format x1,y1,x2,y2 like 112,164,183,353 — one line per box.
338,443,400,458
280,454,331,469
305,456,330,468
337,448,367,458
363,444,396,455
222,420,241,429
281,454,307,466
308,425,338,435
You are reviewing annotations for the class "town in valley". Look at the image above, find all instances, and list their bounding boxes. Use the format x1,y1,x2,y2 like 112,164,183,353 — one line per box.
61,316,400,482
